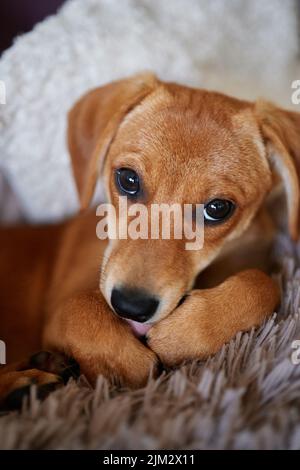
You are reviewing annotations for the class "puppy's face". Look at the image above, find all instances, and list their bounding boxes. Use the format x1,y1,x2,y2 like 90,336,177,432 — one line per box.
68,75,300,332
99,86,272,327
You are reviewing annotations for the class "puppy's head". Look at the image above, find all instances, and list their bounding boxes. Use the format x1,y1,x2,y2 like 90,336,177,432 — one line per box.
68,73,300,333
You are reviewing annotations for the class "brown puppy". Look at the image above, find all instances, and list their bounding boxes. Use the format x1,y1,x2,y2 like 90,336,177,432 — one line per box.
1,72,298,407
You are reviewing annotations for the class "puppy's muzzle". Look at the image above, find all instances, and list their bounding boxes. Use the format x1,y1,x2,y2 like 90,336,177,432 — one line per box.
111,287,159,322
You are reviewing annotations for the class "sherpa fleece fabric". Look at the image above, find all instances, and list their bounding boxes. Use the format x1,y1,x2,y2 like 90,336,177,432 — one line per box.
0,0,300,223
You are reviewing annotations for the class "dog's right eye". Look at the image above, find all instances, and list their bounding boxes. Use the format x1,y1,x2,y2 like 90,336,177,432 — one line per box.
115,168,140,196
204,199,235,224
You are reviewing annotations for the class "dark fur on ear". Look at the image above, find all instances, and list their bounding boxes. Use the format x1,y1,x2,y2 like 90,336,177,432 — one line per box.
68,73,158,209
255,101,300,240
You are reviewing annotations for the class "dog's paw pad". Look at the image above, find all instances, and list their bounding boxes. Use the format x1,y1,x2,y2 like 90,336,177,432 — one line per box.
29,351,53,369
29,351,80,383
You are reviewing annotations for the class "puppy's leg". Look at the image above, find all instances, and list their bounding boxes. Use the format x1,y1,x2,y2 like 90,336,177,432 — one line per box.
0,352,79,410
43,291,159,388
147,269,280,367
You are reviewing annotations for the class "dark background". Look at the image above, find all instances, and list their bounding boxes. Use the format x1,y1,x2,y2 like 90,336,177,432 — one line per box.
0,0,66,55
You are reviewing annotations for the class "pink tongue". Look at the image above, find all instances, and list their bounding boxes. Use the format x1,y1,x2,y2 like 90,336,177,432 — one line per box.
126,319,152,337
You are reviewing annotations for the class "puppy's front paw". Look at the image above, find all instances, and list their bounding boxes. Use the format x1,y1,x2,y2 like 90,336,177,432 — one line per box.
147,291,209,367
0,351,80,411
148,270,280,368
79,340,160,389
118,345,160,389
29,351,80,384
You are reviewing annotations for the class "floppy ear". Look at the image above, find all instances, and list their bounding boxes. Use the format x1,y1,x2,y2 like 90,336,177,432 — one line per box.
255,101,300,240
68,73,158,209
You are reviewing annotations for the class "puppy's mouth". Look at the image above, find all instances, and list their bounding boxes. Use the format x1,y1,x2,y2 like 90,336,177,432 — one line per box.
125,319,152,337
123,294,189,337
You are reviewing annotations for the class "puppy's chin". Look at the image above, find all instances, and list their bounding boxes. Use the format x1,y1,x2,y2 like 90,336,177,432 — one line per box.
125,319,152,337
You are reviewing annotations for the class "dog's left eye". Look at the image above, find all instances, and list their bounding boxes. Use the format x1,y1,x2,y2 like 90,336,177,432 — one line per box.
204,199,235,224
115,168,140,196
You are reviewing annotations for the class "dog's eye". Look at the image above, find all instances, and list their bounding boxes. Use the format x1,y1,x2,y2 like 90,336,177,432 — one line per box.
204,199,234,224
115,168,140,196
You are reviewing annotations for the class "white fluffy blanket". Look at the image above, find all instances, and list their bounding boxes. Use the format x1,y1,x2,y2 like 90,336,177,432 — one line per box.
0,0,299,222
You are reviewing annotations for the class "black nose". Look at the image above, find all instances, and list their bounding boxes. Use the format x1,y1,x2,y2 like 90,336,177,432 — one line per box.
111,287,159,322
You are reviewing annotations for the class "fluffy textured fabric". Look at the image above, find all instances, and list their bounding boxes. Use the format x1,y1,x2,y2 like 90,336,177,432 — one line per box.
0,235,299,450
0,0,299,222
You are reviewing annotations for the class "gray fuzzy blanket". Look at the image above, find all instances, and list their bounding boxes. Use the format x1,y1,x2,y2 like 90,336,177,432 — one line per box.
0,234,299,450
